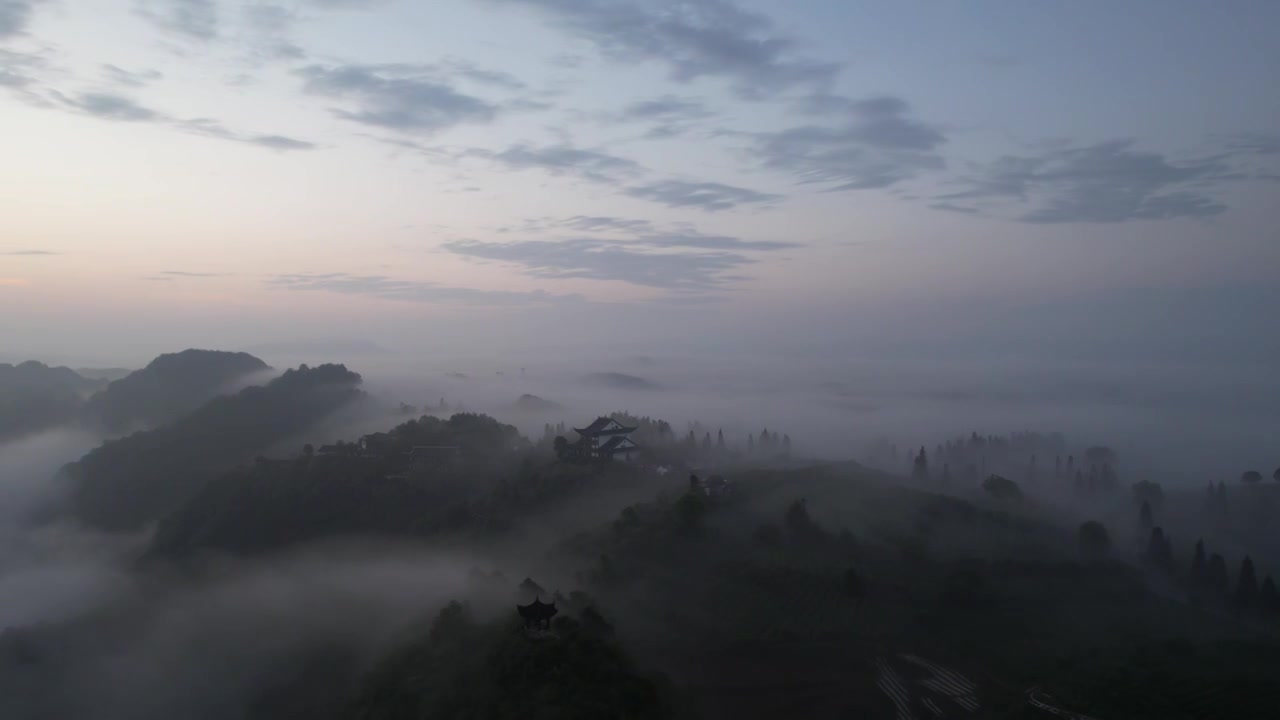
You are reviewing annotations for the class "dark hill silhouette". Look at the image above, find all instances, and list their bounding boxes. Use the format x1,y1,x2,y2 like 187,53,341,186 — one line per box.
585,372,658,390
63,363,365,531
0,361,104,441
82,349,270,434
514,393,564,412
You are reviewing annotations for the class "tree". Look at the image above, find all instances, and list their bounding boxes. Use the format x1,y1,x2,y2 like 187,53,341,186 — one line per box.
1207,554,1231,599
753,523,782,548
716,429,725,451
912,446,930,482
1274,466,1280,483
1190,539,1207,588
940,463,951,486
782,434,791,456
747,433,754,453
843,568,865,608
302,443,314,457
1144,527,1172,572
1235,556,1260,610
1139,500,1154,533
1260,576,1280,616
675,490,707,534
982,474,1021,500
1132,480,1165,508
1078,521,1111,562
1241,470,1263,484
785,498,825,542
552,436,569,461
702,432,712,452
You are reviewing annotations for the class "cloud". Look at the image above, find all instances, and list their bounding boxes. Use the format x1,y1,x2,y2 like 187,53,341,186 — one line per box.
614,95,713,138
0,277,30,286
160,270,228,277
268,272,579,306
136,0,219,40
752,94,946,191
64,92,161,121
1222,133,1280,157
2,249,57,255
928,202,979,215
101,64,164,88
239,2,306,61
444,216,793,293
0,0,44,38
624,179,781,211
465,143,643,184
47,91,317,151
940,140,1235,223
444,237,755,291
296,63,503,134
484,0,838,98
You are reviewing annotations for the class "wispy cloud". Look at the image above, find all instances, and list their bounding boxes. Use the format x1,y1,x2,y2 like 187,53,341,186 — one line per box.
296,62,510,134
2,249,58,256
624,179,782,211
444,237,755,292
445,215,795,294
612,95,714,139
0,0,46,39
752,94,946,191
135,0,219,40
101,64,164,88
268,272,580,306
939,140,1235,223
484,0,838,99
465,143,643,184
159,270,229,277
48,91,317,151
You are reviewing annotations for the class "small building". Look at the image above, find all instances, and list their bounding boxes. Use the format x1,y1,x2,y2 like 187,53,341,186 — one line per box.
360,432,394,456
572,416,642,462
407,445,461,470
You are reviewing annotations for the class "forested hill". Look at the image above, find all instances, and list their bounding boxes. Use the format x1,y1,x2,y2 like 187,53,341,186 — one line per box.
0,361,103,441
63,363,365,531
81,349,270,434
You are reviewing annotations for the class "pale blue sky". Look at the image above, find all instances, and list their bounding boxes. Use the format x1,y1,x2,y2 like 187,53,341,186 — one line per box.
1,0,1277,365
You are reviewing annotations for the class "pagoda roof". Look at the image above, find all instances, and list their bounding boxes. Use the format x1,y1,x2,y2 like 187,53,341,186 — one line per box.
599,435,640,453
573,416,637,436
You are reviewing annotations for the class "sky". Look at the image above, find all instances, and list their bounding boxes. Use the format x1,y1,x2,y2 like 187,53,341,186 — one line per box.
2,0,1278,368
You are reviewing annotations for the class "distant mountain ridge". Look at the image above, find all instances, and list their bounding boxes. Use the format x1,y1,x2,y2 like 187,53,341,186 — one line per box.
0,361,105,441
82,349,270,434
584,372,658,390
63,363,366,531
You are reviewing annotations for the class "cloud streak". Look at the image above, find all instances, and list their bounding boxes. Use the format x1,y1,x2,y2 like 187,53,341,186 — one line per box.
444,237,754,292
48,91,316,151
465,143,643,184
485,0,838,99
939,140,1237,223
752,94,946,191
268,272,580,306
0,0,45,39
296,63,509,134
624,179,781,211
135,0,218,40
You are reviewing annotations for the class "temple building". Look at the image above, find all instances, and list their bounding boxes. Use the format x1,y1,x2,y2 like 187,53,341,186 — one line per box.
572,416,642,462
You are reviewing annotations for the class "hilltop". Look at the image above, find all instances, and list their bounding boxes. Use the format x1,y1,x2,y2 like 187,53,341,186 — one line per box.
0,361,103,441
81,349,270,434
63,363,366,531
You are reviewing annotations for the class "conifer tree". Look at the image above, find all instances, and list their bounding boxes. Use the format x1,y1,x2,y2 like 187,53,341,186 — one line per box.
1207,553,1231,599
1235,556,1259,610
